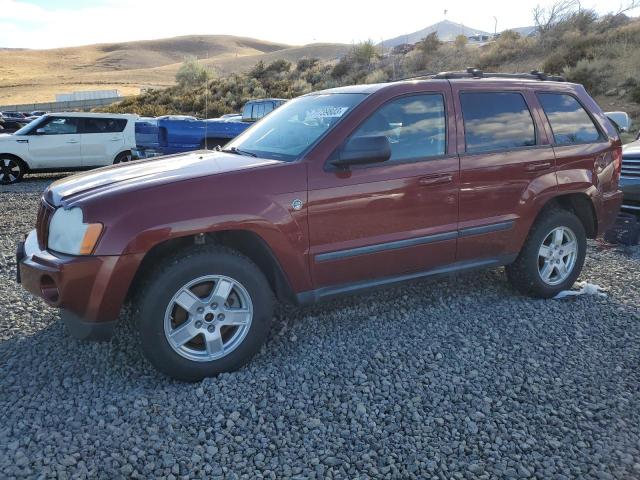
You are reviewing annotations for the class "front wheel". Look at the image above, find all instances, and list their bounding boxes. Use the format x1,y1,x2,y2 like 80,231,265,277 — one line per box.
506,208,587,298
136,245,274,381
0,157,25,184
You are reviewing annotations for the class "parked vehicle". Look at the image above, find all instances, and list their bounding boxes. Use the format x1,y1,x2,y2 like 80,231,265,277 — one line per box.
621,138,640,215
0,119,29,134
132,98,286,159
0,112,136,184
30,111,48,117
1,111,27,119
17,71,623,380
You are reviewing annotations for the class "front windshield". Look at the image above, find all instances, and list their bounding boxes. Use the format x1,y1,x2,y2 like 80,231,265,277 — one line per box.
225,93,367,161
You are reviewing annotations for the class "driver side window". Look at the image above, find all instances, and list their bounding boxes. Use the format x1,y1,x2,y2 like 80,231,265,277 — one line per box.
350,94,446,163
35,117,79,135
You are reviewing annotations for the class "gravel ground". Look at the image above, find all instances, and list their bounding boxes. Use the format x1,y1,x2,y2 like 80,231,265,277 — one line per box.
1,176,639,479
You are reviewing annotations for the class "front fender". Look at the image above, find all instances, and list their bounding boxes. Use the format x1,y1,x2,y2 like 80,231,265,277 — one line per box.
88,163,311,292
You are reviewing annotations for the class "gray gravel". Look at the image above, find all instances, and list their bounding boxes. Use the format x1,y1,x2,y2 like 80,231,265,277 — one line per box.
1,176,639,479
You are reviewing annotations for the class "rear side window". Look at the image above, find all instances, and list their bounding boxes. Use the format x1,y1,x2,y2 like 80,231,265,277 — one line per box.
537,93,601,145
460,92,536,153
82,117,127,134
350,94,446,162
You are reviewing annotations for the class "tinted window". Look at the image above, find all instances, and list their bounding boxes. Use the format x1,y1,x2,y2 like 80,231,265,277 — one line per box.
254,103,265,119
263,102,274,115
350,94,446,162
460,92,536,153
538,93,601,145
242,103,253,119
82,117,126,134
36,117,79,135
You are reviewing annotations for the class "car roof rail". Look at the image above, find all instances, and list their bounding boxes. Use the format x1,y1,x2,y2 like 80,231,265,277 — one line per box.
432,67,566,82
392,71,437,82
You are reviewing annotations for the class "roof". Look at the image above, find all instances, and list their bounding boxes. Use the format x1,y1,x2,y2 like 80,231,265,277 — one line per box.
41,112,138,119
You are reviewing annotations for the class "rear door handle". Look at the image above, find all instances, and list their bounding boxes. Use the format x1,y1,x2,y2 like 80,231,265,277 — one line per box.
418,174,453,186
16,139,28,144
110,137,121,141
66,139,79,144
526,161,552,172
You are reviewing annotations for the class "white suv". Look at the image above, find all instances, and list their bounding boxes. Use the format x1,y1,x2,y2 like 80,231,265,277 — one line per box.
0,112,137,184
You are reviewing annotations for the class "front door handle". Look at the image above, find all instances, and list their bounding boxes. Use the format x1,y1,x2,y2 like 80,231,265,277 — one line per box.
66,139,79,144
526,161,552,172
418,174,453,186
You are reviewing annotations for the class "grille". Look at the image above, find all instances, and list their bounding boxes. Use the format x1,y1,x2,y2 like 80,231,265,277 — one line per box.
621,155,640,178
35,198,55,249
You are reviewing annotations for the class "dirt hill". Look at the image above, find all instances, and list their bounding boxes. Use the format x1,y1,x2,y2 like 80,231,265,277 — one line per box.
0,35,348,105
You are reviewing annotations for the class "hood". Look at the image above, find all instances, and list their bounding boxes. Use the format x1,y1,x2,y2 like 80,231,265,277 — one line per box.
45,150,281,206
623,139,640,155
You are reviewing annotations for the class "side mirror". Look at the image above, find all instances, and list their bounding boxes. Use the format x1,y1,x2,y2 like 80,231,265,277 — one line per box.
605,111,631,133
330,136,391,169
35,128,46,135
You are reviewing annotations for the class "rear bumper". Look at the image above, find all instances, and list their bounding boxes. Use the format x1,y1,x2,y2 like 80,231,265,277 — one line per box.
597,190,624,235
17,230,142,341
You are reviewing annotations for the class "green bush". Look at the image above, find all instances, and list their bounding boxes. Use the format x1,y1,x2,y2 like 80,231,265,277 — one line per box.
175,57,210,87
564,59,612,95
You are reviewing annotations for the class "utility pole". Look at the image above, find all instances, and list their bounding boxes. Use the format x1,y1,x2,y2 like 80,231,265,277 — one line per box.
493,16,498,37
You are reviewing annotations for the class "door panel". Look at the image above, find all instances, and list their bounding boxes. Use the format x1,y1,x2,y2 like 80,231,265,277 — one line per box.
28,134,81,169
452,86,557,262
307,87,459,289
27,116,82,169
81,133,123,166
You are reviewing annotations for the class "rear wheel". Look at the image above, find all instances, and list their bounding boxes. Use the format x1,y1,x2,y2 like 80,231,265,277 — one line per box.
136,245,274,381
506,208,586,298
0,157,25,184
113,151,132,164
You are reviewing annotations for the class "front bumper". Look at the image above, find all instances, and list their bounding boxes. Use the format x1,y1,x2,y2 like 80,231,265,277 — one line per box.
17,230,142,341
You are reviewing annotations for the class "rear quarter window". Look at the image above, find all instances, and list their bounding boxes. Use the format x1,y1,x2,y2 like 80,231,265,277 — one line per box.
537,93,602,145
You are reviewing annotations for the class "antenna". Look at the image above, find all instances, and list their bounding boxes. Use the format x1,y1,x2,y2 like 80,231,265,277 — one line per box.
204,54,208,147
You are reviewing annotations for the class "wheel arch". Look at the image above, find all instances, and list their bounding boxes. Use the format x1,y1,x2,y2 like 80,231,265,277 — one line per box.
112,149,132,164
0,152,30,172
537,192,598,238
126,229,296,305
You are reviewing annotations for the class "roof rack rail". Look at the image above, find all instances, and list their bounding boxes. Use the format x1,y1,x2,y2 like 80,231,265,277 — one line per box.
392,71,437,82
432,68,566,82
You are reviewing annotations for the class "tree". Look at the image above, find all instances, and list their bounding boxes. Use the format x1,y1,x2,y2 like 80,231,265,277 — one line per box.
454,35,468,49
417,32,442,53
175,57,210,87
352,41,379,65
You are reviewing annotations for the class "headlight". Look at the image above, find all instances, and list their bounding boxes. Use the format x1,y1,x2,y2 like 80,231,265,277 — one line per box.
48,207,103,255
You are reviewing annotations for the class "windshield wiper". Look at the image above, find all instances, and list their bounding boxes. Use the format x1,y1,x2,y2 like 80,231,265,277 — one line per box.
221,146,257,158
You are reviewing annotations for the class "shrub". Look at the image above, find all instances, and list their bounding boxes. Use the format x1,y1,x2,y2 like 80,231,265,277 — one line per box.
564,58,612,95
175,57,210,87
631,86,640,104
417,32,441,53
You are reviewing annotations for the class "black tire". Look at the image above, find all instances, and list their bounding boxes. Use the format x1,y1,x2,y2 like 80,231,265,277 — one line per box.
0,156,25,184
113,151,132,164
506,207,587,298
136,245,274,381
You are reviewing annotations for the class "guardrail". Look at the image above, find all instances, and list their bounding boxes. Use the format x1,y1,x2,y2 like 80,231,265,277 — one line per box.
0,96,130,113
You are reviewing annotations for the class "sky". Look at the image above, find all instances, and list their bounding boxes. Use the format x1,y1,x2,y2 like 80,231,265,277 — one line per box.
0,0,638,49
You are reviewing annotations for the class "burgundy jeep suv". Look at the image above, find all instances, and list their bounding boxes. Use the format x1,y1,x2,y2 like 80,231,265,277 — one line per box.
17,71,623,380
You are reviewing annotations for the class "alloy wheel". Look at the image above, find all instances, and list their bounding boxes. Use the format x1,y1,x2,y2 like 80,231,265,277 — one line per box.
163,275,254,362
537,226,578,286
0,159,21,184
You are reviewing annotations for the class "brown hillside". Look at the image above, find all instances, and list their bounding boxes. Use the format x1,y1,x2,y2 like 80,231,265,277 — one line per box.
0,35,340,105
